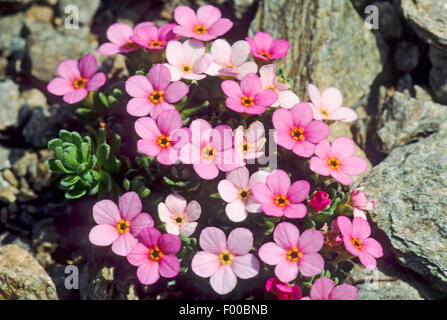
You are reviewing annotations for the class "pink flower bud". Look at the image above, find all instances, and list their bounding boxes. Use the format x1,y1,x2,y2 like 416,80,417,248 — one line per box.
265,277,301,300
309,191,331,212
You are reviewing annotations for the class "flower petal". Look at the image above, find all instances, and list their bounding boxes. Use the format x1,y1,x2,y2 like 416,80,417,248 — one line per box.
63,89,87,104
47,78,73,95
240,73,262,97
199,227,227,254
130,213,154,237
341,156,368,176
310,278,335,300
287,180,310,203
79,53,98,79
259,242,287,265
159,254,180,278
273,221,300,250
89,225,119,246
192,251,220,277
298,253,324,277
330,169,353,186
210,265,237,295
298,229,324,254
93,199,121,225
283,203,307,219
251,182,274,204
225,200,248,222
207,18,233,37
174,5,198,29
309,156,331,176
85,72,106,91
127,243,149,266
321,87,343,111
227,228,253,255
164,81,189,103
218,179,239,203
148,64,171,91
58,59,80,81
221,80,242,99
138,227,161,249
125,75,153,98
111,232,139,256
119,192,142,221
267,169,290,196
275,260,298,283
331,137,356,160
303,120,329,144
231,254,259,279
137,260,160,285
127,98,153,117
329,284,358,300
184,200,201,221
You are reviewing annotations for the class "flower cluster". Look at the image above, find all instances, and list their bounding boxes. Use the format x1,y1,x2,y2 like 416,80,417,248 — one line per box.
46,4,383,300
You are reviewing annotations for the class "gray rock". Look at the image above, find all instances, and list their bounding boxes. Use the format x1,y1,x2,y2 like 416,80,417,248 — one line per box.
361,122,447,292
249,0,383,106
58,0,101,26
376,92,447,153
394,41,420,73
0,79,22,130
350,265,424,300
0,13,25,55
0,244,58,299
0,174,19,204
27,25,97,82
0,146,11,171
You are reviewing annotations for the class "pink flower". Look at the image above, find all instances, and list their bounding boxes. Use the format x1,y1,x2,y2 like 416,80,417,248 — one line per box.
350,187,376,220
47,54,106,104
265,277,302,300
191,227,259,295
308,84,358,122
337,216,383,270
258,222,324,282
173,5,233,41
164,39,212,81
125,64,189,118
309,191,331,212
251,169,310,218
158,193,201,237
301,278,358,300
259,64,299,108
88,192,154,256
179,119,241,180
130,23,178,50
98,22,154,56
245,32,290,61
221,73,278,114
135,109,187,165
234,120,266,162
127,227,181,285
309,137,368,186
217,167,268,222
205,39,258,80
273,102,329,157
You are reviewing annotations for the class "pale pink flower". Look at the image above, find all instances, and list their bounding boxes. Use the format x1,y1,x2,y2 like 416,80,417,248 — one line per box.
173,5,233,41
259,64,299,108
245,32,289,61
221,73,278,114
337,216,383,270
158,193,201,237
234,120,266,163
309,137,368,186
217,167,268,222
130,23,178,50
301,278,358,300
265,277,302,300
191,227,259,295
47,54,105,104
205,39,258,80
127,227,181,285
308,84,358,122
258,222,324,283
179,119,242,180
350,187,376,220
88,192,154,256
98,22,154,56
273,102,329,157
164,39,212,81
251,169,310,218
135,109,187,165
125,64,189,118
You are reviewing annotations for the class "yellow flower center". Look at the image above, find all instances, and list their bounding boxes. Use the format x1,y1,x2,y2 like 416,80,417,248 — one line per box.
258,51,271,59
149,90,164,104
182,64,192,73
115,219,130,234
174,215,184,225
149,40,163,47
148,246,164,261
219,250,233,265
73,77,87,89
240,96,254,107
157,135,171,148
123,41,139,50
194,25,208,34
327,157,341,170
239,189,250,200
201,145,217,160
290,127,304,141
274,195,289,208
321,109,330,116
351,238,363,250
286,248,303,262
242,140,250,153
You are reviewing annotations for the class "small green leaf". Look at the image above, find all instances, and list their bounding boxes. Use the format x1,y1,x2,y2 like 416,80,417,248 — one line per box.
99,170,113,193
71,132,83,150
209,193,220,199
138,186,150,198
60,175,81,188
107,95,117,104
135,69,145,75
123,178,130,191
65,183,87,199
97,143,111,164
98,92,110,107
112,88,122,95
61,151,79,170
59,129,72,142
48,138,62,153
46,159,65,174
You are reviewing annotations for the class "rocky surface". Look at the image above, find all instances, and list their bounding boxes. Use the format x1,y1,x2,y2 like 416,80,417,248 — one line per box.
376,91,447,153
0,79,22,130
361,121,447,292
0,244,58,299
249,0,383,106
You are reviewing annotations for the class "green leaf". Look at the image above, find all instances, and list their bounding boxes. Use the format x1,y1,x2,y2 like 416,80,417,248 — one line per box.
60,175,81,188
209,193,220,199
98,92,110,107
76,163,87,175
61,151,79,170
138,186,150,198
99,170,113,193
48,138,62,153
107,95,117,104
97,143,111,165
54,159,72,173
123,178,130,191
112,88,122,95
59,130,72,142
65,183,87,199
46,159,65,174
75,107,95,118
97,127,107,146
71,132,83,151
135,69,145,75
